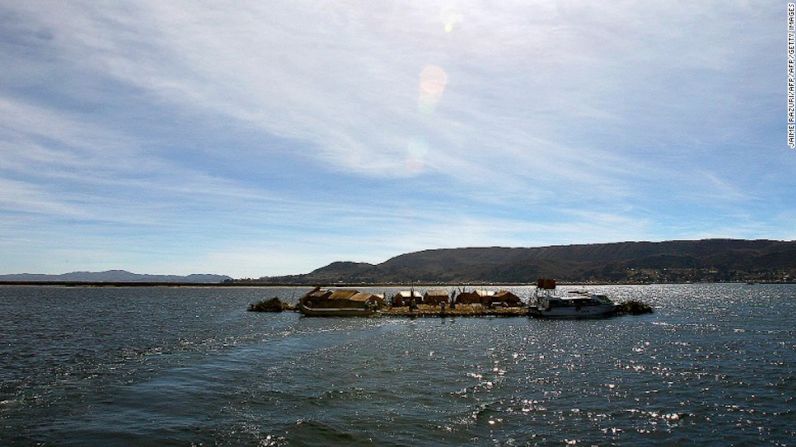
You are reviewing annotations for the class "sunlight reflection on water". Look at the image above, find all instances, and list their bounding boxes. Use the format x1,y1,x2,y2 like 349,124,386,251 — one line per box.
0,284,793,446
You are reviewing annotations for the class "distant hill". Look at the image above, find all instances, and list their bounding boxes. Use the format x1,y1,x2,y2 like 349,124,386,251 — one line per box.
251,239,796,284
0,270,232,283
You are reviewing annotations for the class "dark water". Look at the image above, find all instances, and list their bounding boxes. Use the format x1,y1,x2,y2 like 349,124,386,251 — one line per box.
0,284,793,446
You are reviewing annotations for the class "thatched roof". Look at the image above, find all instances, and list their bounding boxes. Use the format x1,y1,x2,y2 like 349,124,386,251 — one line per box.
492,290,521,302
494,290,520,299
483,290,522,306
348,292,385,305
424,289,449,298
395,290,422,298
328,289,359,300
422,288,450,304
455,291,482,304
301,288,386,309
306,288,332,299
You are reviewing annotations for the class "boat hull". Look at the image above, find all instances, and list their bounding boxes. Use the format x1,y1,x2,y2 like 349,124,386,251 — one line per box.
298,303,379,317
529,304,616,319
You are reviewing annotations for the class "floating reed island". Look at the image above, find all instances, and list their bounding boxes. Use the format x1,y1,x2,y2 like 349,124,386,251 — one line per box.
247,297,294,312
383,303,529,318
248,281,653,318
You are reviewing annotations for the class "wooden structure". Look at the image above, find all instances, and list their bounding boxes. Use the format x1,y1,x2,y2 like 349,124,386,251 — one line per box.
537,278,557,289
484,290,522,307
392,290,422,306
455,290,482,305
300,287,384,309
423,289,450,305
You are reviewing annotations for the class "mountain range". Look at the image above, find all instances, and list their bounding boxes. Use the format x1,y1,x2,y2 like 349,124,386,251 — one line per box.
3,239,794,285
0,270,231,283
251,239,796,284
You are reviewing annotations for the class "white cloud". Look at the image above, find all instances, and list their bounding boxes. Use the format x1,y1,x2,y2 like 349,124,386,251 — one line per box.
0,177,87,217
3,1,689,195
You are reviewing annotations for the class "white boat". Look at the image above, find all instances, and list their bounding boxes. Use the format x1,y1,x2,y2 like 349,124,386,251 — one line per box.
529,279,616,319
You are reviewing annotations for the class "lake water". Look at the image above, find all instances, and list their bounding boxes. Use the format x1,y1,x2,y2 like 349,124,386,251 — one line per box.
0,284,793,446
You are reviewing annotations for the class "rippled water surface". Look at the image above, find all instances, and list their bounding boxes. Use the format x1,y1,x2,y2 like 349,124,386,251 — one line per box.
0,284,794,446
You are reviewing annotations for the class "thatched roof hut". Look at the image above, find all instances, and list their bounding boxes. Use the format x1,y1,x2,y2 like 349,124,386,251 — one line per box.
328,289,359,300
313,289,356,307
303,287,332,301
392,290,422,306
423,289,450,305
300,288,382,309
484,290,523,307
348,292,386,308
455,291,482,305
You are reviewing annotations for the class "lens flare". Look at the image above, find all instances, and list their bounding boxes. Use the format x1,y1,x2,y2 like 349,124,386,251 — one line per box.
418,65,448,113
405,137,429,174
441,7,462,33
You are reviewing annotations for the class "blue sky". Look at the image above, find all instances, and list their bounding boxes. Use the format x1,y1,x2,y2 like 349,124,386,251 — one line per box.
0,1,794,277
